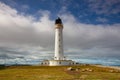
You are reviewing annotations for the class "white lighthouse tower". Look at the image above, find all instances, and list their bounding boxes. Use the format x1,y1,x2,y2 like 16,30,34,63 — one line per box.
41,17,76,66
54,17,64,60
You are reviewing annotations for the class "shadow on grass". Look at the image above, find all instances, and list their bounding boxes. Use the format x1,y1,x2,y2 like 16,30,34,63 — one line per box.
0,65,6,70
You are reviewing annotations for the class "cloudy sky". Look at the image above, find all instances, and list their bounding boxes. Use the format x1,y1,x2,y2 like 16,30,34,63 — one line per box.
0,0,120,64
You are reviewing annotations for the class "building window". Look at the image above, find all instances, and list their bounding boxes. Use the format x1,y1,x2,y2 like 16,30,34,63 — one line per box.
69,63,71,65
59,32,60,36
59,62,61,64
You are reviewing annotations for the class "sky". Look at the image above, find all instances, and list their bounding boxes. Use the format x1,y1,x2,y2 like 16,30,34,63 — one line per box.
0,0,120,64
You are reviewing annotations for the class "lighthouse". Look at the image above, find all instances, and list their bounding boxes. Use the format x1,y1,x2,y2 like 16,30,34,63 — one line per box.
54,17,65,60
41,17,76,66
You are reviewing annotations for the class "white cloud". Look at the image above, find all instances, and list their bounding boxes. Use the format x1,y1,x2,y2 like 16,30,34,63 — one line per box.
88,0,120,15
0,2,17,16
0,1,120,64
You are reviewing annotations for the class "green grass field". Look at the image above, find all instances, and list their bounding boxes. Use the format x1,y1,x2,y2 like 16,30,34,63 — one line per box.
0,65,120,80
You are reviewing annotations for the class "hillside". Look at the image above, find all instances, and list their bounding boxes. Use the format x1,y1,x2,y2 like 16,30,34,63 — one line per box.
0,64,120,80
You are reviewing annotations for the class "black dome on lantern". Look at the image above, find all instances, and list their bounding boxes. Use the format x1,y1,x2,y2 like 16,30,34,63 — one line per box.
55,17,62,24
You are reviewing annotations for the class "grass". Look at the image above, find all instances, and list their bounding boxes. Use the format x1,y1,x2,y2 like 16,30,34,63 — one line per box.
0,65,120,80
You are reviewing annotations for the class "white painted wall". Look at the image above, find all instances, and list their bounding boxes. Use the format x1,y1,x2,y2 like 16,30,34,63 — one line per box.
54,27,64,60
48,60,75,66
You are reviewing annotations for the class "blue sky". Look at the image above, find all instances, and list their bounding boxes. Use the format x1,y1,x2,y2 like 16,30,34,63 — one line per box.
1,0,120,24
0,0,120,65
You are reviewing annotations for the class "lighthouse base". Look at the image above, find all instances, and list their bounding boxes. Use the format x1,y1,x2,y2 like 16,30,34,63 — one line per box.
41,60,76,66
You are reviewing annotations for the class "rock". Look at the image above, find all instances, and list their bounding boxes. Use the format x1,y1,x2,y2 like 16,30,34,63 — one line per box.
81,69,86,72
81,68,93,72
88,69,93,72
114,70,120,73
67,67,80,71
75,68,80,71
109,70,114,73
67,67,74,71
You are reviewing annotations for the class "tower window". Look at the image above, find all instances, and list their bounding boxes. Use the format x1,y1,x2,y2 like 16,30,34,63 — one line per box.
59,44,61,48
59,50,61,53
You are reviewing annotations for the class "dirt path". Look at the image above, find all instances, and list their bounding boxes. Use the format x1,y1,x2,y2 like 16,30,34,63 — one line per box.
93,65,120,70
